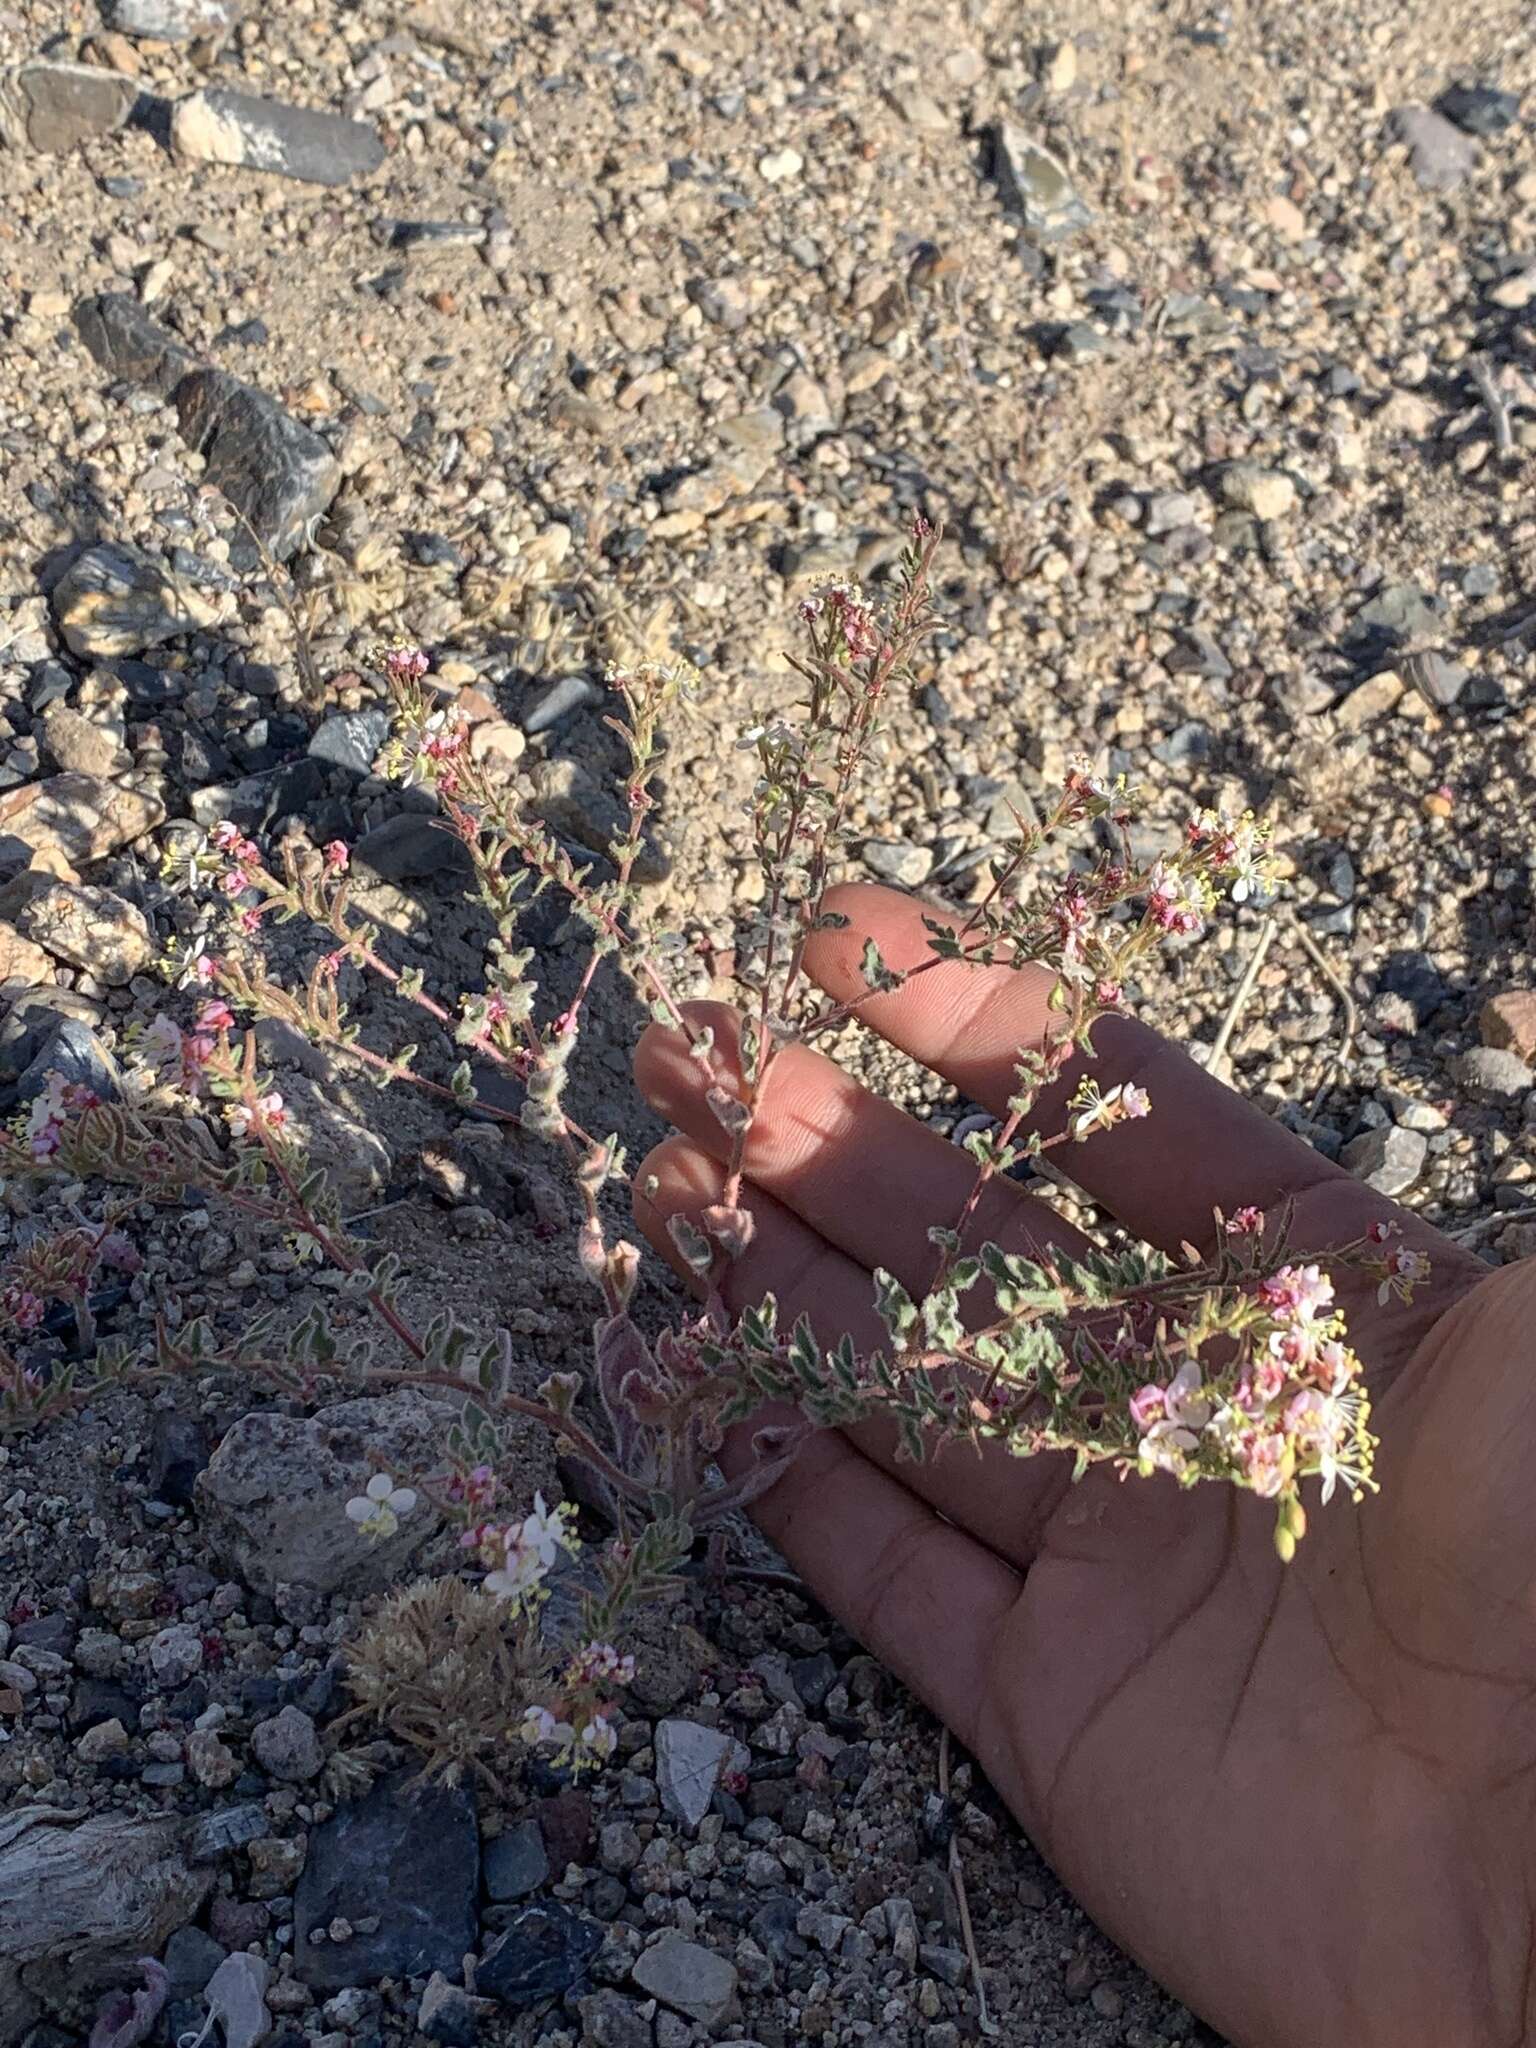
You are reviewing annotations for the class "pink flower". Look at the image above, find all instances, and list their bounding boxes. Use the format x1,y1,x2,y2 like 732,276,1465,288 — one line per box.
211,820,242,850
1120,1083,1151,1120
324,840,350,873
193,952,220,985
238,907,262,936
1145,862,1208,938
197,1000,235,1034
384,647,430,685
1134,1361,1211,1473
1258,1264,1335,1328
1129,1383,1166,1432
1240,1430,1290,1498
219,869,248,898
227,1090,285,1140
2,1287,44,1332
1226,1206,1265,1236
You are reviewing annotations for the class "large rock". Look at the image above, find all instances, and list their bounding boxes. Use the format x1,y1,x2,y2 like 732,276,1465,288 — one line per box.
0,923,53,987
271,1070,392,1209
174,368,341,559
17,881,152,986
292,1771,478,1991
52,541,220,658
1340,1123,1428,1198
0,1807,211,2036
171,87,385,187
1,61,137,153
74,293,199,399
0,773,165,866
195,1390,452,1597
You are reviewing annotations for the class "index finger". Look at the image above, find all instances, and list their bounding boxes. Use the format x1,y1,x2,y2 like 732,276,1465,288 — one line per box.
804,883,1485,1362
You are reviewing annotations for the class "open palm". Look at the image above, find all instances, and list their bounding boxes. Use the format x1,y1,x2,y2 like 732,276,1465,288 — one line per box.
632,881,1535,2048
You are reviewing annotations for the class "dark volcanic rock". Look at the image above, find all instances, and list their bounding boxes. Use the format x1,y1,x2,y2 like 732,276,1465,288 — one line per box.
292,1771,479,1991
174,369,341,559
477,1903,604,2008
74,294,199,399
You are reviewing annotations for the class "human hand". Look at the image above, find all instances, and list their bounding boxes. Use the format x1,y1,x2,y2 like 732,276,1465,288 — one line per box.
632,880,1530,2048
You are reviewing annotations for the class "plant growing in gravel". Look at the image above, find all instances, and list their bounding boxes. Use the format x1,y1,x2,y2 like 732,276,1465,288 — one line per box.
0,519,1428,1767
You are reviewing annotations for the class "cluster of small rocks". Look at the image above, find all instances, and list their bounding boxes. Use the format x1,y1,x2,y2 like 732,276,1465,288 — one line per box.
4,0,1536,2041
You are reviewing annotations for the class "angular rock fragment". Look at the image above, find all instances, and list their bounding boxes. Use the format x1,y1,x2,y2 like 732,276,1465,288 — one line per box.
0,774,165,867
292,1772,478,1991
51,541,220,659
987,121,1091,237
174,368,341,558
16,881,153,986
171,86,385,187
74,293,199,399
1,61,137,154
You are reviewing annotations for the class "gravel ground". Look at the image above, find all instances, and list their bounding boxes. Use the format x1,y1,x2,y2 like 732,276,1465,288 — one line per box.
3,0,1536,2041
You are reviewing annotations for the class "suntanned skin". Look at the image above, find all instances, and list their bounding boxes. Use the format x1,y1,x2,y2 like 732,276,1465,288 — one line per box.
629,880,1536,2048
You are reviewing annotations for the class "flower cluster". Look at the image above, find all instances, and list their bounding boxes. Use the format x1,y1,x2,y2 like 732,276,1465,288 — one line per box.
519,1638,637,1769
462,1492,578,1610
1122,1258,1377,1552
798,580,884,667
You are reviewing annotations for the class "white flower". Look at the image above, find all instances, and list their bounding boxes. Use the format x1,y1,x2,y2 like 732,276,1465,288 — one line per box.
484,1534,549,1605
1137,1361,1212,1473
519,1492,574,1569
345,1470,418,1540
519,1703,574,1749
1070,1083,1151,1141
579,1714,617,1761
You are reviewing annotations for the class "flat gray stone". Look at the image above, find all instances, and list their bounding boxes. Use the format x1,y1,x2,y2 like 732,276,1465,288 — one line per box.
1340,1123,1428,1197
294,1772,479,1992
1388,105,1479,191
1456,1045,1534,1104
353,810,473,883
655,1718,735,1831
172,86,385,187
484,1819,550,1902
102,0,243,36
631,1935,738,2027
3,62,137,154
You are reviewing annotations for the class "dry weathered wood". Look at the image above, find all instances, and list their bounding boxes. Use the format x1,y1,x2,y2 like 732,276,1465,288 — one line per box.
0,1806,211,2034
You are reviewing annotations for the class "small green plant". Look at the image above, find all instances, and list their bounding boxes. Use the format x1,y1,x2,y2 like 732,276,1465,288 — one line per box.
0,521,1424,1763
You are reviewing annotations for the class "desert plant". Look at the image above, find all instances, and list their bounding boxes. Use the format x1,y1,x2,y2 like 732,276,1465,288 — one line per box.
0,520,1424,1762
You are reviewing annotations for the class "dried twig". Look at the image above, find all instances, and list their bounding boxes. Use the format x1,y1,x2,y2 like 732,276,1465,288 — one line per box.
1468,355,1515,461
1451,1204,1536,1248
1290,914,1358,1121
1206,911,1279,1084
938,1727,998,2037
229,504,326,707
